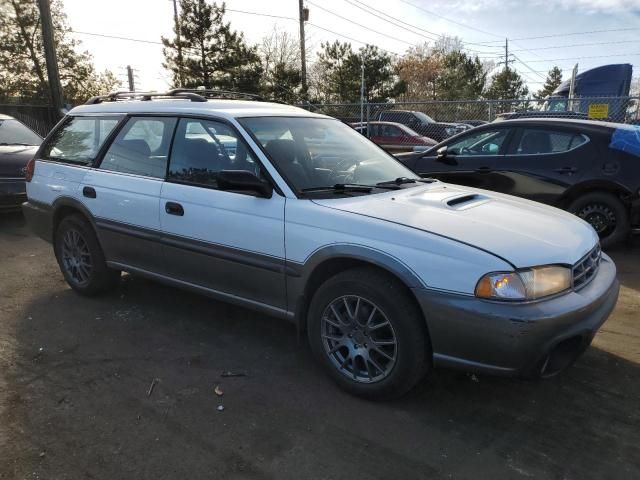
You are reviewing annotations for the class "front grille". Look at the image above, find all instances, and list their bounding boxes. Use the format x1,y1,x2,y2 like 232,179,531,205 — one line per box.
572,244,601,290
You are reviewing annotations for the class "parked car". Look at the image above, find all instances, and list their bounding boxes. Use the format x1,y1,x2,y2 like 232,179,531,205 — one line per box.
377,110,470,142
350,121,437,152
396,118,640,248
23,91,619,399
0,114,42,212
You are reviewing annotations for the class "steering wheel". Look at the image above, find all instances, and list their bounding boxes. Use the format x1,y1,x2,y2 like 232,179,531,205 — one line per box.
328,158,357,184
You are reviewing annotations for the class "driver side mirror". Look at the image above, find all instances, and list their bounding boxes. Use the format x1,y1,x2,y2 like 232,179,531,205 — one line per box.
217,170,273,198
436,146,457,165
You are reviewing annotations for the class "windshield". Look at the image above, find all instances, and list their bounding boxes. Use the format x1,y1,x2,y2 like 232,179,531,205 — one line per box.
414,111,435,123
0,119,42,145
240,117,419,193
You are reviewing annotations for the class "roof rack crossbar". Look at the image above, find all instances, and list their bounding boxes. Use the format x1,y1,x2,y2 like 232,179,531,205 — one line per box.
166,88,266,101
84,88,272,105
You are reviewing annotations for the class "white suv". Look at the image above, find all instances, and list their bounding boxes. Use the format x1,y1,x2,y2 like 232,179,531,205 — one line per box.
22,90,619,399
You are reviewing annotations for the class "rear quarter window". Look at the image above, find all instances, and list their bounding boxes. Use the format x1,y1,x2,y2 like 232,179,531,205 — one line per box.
41,116,122,164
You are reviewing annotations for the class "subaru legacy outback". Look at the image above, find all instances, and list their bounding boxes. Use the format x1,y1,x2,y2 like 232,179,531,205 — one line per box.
22,90,619,399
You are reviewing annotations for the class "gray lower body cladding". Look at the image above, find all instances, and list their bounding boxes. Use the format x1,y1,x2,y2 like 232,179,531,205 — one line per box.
414,254,619,376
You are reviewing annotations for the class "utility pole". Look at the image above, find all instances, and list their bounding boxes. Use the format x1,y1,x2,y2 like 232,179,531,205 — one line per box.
504,38,509,72
360,54,365,126
299,0,308,98
126,65,135,92
37,0,64,112
172,0,184,88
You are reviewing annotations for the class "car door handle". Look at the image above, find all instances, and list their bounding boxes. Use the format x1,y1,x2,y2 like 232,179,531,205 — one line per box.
554,167,577,174
82,186,96,198
165,201,184,216
475,166,492,173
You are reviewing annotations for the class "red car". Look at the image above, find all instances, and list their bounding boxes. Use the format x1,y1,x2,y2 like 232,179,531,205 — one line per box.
351,121,437,153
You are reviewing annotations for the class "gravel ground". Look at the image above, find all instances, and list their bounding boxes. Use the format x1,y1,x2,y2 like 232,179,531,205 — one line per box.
1,211,639,480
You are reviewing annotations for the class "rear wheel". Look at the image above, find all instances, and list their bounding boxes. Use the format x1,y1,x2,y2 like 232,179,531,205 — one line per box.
568,192,629,248
307,267,430,400
54,214,120,296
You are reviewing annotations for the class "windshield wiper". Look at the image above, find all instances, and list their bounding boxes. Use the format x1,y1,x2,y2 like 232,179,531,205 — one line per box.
376,177,437,187
0,142,33,146
300,183,403,194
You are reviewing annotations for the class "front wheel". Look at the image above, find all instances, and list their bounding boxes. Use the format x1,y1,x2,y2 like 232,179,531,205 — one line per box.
307,267,430,400
568,192,629,248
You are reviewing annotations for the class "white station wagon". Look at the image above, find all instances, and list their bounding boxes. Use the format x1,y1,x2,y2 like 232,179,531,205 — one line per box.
22,90,619,399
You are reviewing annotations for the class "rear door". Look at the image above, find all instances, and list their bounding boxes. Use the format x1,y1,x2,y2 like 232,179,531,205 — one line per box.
491,127,590,205
160,117,286,310
412,126,512,190
83,116,178,273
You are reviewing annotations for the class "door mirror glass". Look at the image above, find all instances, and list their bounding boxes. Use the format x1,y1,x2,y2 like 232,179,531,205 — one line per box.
217,170,273,198
436,146,456,164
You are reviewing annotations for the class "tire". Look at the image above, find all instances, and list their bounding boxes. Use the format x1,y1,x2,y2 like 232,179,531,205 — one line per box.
568,192,630,249
54,214,120,296
307,267,430,400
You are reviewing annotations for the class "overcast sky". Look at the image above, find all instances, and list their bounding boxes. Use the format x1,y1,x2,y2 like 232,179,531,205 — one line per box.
63,0,640,94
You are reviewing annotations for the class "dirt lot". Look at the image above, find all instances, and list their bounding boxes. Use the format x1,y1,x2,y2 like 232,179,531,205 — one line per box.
0,212,638,480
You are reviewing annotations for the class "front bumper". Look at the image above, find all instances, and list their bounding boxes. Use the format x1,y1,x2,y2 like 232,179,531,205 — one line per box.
413,253,619,377
0,178,26,212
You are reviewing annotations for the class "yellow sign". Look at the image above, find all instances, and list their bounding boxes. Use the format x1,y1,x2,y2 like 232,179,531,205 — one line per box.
588,103,609,119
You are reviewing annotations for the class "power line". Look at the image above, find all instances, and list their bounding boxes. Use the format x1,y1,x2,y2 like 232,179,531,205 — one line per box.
225,8,297,22
397,0,502,40
341,0,502,54
524,53,640,63
513,55,547,80
476,27,640,43
307,0,415,46
510,39,640,52
307,23,403,55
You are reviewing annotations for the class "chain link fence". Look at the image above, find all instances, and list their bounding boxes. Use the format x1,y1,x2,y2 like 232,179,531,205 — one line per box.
0,100,62,137
300,96,640,149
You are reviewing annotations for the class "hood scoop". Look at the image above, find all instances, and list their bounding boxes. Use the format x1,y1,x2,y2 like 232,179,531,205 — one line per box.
446,193,489,210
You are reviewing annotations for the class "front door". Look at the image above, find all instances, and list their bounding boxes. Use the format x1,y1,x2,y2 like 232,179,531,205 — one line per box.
413,127,511,190
160,117,286,310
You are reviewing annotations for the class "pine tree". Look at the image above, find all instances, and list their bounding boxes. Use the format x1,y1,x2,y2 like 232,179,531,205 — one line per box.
485,68,529,100
162,0,262,92
0,0,118,103
535,66,563,99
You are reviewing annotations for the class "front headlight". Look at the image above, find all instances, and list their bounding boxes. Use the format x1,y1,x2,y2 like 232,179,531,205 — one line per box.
475,266,572,301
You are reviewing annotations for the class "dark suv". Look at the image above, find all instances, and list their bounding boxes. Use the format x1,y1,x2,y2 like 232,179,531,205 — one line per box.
377,110,470,142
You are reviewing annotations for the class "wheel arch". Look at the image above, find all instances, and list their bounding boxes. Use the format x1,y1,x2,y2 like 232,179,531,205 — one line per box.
289,245,432,351
51,197,100,243
558,179,634,209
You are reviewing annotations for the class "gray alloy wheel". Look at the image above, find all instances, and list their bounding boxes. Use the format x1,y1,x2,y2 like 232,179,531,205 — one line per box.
60,228,93,287
321,295,398,383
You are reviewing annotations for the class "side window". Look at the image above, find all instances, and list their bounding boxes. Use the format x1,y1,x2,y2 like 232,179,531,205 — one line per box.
100,117,177,178
516,129,588,155
448,129,508,155
41,116,121,164
168,118,261,188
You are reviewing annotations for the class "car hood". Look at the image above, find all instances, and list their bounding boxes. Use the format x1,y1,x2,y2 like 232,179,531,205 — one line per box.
312,183,598,268
0,145,38,177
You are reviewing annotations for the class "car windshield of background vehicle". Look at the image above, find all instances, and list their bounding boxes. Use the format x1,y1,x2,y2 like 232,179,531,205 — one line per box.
240,117,419,192
0,119,42,146
41,116,122,164
414,112,435,123
448,130,508,155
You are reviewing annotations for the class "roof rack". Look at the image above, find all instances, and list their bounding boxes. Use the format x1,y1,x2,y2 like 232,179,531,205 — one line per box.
85,88,268,105
167,88,267,101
